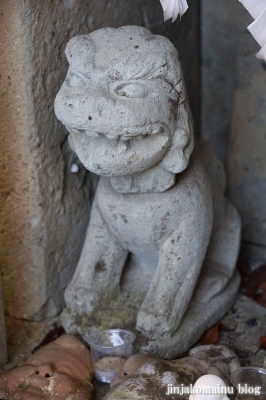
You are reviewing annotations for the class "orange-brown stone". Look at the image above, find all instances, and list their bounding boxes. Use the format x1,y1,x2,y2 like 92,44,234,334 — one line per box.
0,335,94,400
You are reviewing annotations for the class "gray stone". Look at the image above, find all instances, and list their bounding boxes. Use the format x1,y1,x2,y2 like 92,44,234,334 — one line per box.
227,7,266,263
138,270,240,358
0,0,199,321
201,0,266,263
104,345,240,400
219,295,266,367
0,0,92,321
201,0,240,164
0,282,7,368
55,26,241,358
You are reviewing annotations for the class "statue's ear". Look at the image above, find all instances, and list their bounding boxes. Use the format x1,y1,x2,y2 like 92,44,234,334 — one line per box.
160,102,194,174
65,35,96,73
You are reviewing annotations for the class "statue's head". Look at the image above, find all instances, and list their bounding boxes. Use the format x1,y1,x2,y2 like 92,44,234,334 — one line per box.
55,26,194,183
0,335,94,400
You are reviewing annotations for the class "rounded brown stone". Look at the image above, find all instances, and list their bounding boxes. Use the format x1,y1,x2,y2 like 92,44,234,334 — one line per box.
0,335,94,400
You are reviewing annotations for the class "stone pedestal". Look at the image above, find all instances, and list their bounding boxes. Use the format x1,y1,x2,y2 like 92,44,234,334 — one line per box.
0,282,7,367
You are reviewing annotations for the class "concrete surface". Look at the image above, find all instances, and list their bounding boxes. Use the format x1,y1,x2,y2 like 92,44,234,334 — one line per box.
0,0,92,321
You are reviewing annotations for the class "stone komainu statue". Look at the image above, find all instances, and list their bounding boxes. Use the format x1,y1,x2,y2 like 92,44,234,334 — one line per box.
54,26,241,358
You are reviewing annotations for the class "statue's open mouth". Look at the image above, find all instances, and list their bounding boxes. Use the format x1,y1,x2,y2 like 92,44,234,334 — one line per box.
68,122,167,141
69,127,171,176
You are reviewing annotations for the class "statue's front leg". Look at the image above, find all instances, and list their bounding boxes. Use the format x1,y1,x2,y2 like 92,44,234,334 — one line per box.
63,195,128,319
137,214,212,339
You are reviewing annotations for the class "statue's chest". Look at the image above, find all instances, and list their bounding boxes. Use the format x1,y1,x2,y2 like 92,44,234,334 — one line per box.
97,178,178,253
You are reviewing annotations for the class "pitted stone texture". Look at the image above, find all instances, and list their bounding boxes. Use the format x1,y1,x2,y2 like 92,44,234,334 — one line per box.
0,0,92,321
56,27,241,358
0,281,7,368
0,0,199,321
137,270,240,358
104,345,240,400
54,27,195,191
0,335,94,400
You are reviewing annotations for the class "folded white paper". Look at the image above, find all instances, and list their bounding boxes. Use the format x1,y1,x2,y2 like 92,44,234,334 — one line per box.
256,42,266,60
238,0,266,61
248,8,266,48
160,0,188,22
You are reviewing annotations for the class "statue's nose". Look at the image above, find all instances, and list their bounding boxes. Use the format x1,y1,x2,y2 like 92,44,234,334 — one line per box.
55,84,119,130
34,362,55,378
81,83,117,110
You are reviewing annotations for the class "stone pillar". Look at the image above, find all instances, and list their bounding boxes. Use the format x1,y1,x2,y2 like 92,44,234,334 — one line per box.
227,8,266,263
201,0,266,263
0,281,7,367
0,0,199,321
0,0,92,321
201,0,240,164
166,0,200,134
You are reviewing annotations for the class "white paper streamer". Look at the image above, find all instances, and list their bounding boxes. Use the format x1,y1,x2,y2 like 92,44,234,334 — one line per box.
238,0,266,60
257,42,266,60
160,0,188,22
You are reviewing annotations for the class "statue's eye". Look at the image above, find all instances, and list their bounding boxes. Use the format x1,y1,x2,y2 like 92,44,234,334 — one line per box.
116,83,148,98
68,74,86,87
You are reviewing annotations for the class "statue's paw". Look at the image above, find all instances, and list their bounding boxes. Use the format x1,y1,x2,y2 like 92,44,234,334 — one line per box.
64,285,97,315
136,309,177,339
